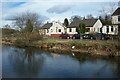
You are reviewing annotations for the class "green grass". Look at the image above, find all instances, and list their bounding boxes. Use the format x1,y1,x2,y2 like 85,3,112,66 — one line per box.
33,38,118,51
40,38,118,46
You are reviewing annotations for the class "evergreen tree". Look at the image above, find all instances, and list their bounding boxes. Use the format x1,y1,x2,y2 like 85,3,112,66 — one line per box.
76,23,85,34
63,18,69,33
99,16,102,21
63,18,69,27
83,16,86,20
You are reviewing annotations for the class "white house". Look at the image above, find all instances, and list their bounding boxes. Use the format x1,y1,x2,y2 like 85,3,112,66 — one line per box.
67,18,102,34
101,23,118,35
111,7,120,35
39,21,64,37
101,7,120,35
39,7,119,37
112,7,120,25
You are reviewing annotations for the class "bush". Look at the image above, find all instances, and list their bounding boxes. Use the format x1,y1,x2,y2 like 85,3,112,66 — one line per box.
2,28,19,38
13,32,43,47
29,32,43,41
14,38,31,47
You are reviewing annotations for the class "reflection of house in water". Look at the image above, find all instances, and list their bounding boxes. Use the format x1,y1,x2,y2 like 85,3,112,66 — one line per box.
51,53,60,59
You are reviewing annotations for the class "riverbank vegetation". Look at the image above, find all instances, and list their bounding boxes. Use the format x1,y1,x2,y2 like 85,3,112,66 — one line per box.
1,28,120,57
33,38,119,56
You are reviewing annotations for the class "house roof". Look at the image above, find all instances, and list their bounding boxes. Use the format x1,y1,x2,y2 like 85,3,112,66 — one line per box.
41,23,53,29
112,7,120,16
68,19,98,28
100,20,112,25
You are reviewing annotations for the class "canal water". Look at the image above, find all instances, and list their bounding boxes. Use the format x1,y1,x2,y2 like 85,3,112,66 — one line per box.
2,45,120,78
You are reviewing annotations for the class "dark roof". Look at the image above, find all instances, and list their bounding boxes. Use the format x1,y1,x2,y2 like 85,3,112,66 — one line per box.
68,19,80,28
100,20,112,25
41,23,53,29
112,7,120,16
68,19,98,28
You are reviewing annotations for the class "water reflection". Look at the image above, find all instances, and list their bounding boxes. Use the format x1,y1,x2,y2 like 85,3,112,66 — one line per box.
8,47,45,78
107,57,120,77
72,52,120,78
2,45,120,78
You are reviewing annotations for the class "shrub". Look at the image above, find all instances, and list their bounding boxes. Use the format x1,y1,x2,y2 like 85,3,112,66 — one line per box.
14,39,30,47
13,32,43,47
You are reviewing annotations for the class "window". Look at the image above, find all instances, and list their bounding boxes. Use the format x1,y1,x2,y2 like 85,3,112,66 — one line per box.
47,29,49,33
118,16,120,21
94,28,95,31
86,28,90,32
97,28,99,32
111,26,113,32
100,28,102,33
106,26,109,33
51,29,53,32
59,29,61,32
69,28,72,32
56,27,58,32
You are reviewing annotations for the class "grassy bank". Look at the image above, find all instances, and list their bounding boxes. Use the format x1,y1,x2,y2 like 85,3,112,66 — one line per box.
32,39,119,56
2,37,119,57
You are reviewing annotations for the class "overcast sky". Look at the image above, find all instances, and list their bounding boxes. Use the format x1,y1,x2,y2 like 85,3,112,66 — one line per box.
0,0,119,27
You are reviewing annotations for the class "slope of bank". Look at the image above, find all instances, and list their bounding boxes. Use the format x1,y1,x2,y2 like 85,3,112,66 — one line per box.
2,38,120,57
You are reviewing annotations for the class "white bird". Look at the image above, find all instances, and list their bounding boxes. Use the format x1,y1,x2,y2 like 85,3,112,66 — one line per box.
72,46,75,49
72,53,75,56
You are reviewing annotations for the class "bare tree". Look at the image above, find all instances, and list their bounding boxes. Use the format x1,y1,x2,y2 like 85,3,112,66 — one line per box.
3,24,11,29
86,14,94,19
14,11,42,32
108,3,117,15
70,15,82,22
99,2,117,16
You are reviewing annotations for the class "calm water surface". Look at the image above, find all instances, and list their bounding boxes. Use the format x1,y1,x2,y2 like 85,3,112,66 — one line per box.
2,45,120,78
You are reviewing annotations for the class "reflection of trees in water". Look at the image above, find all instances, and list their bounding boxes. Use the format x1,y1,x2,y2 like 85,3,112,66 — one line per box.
108,57,120,78
72,53,98,64
7,46,120,78
73,53,120,78
8,47,45,78
92,59,119,78
117,63,120,78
